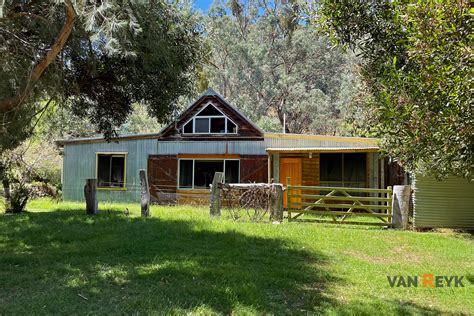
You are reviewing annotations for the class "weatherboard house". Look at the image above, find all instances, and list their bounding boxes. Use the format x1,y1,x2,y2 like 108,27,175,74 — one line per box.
57,88,473,228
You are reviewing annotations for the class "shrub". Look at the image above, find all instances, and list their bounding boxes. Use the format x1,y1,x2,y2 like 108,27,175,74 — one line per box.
4,182,30,213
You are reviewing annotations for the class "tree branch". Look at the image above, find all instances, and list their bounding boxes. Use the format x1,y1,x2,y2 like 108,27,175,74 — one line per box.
0,0,76,113
4,11,50,24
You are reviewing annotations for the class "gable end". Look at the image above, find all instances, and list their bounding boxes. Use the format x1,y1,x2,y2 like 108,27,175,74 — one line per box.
159,92,263,141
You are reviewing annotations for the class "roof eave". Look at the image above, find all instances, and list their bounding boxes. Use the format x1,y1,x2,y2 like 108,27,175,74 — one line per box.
266,147,380,153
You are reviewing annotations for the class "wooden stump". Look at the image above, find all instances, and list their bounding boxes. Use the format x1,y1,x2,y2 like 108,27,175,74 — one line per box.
140,169,150,217
271,184,283,223
84,179,98,215
391,185,411,229
210,172,224,217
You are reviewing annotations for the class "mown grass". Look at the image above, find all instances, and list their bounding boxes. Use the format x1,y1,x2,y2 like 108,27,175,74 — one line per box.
0,198,473,315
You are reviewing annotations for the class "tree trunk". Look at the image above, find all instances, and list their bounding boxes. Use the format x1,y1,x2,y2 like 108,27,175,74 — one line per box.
0,0,76,113
276,98,290,133
2,177,11,212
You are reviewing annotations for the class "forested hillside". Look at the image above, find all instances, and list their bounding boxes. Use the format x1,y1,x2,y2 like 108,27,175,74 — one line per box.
198,0,366,135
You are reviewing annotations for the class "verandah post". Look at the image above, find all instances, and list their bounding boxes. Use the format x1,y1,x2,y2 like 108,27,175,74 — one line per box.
139,169,150,217
391,185,411,229
210,172,224,217
286,176,291,221
84,179,98,215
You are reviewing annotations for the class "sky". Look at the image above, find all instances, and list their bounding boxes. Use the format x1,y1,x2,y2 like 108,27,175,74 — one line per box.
193,0,214,12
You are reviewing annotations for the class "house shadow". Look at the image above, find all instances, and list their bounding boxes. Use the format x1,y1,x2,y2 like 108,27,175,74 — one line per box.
0,209,446,315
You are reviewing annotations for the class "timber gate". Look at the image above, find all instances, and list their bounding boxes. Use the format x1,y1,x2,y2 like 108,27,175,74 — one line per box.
286,177,393,226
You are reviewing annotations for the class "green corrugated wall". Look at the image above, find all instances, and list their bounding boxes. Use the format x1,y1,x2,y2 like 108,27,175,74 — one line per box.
62,139,157,202
413,176,474,228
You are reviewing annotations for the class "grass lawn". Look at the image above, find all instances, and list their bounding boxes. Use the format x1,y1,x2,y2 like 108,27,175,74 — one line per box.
1,199,473,315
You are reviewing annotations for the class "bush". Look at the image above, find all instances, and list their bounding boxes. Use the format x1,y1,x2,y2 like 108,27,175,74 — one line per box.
30,181,60,199
4,182,30,213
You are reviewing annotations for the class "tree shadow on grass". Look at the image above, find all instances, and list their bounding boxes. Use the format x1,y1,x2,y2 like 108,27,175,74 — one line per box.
1,209,336,314
0,209,447,315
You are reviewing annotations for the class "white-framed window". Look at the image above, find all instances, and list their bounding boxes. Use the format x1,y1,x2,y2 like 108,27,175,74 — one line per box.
182,103,238,135
96,152,127,189
178,158,240,189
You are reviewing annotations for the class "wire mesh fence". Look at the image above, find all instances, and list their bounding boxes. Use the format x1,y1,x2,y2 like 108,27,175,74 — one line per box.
219,184,277,221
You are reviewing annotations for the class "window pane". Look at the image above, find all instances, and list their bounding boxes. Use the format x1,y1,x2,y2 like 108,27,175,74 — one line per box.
226,120,237,133
197,104,222,116
194,160,223,189
179,160,193,188
344,153,366,184
195,118,209,133
210,117,226,133
183,120,193,133
97,155,111,187
110,156,125,187
225,160,239,183
320,154,342,182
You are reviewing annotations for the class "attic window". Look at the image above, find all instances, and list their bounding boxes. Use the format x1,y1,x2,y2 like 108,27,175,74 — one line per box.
182,104,238,135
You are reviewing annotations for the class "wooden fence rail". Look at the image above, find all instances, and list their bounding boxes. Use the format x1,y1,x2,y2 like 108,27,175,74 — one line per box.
286,177,393,226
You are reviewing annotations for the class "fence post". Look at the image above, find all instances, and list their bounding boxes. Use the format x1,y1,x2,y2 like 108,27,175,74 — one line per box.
84,179,98,215
386,186,393,214
139,169,150,217
271,183,283,223
391,185,411,229
210,172,224,217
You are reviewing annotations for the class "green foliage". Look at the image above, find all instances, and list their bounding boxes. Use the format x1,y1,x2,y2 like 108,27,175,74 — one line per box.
0,104,37,152
3,181,29,213
21,141,62,189
320,0,473,178
0,1,203,204
0,0,203,138
201,0,364,134
256,116,282,133
0,152,32,213
118,103,162,135
63,2,203,138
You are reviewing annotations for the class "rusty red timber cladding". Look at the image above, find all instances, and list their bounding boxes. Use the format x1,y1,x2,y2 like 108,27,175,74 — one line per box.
158,95,263,140
240,155,268,183
148,93,266,204
148,154,268,205
148,155,178,204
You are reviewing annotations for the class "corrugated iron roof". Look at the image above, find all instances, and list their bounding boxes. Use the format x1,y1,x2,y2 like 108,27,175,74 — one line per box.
265,133,379,144
55,132,163,146
266,147,380,153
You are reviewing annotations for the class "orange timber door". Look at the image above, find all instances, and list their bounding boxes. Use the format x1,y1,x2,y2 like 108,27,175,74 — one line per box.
280,158,302,208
